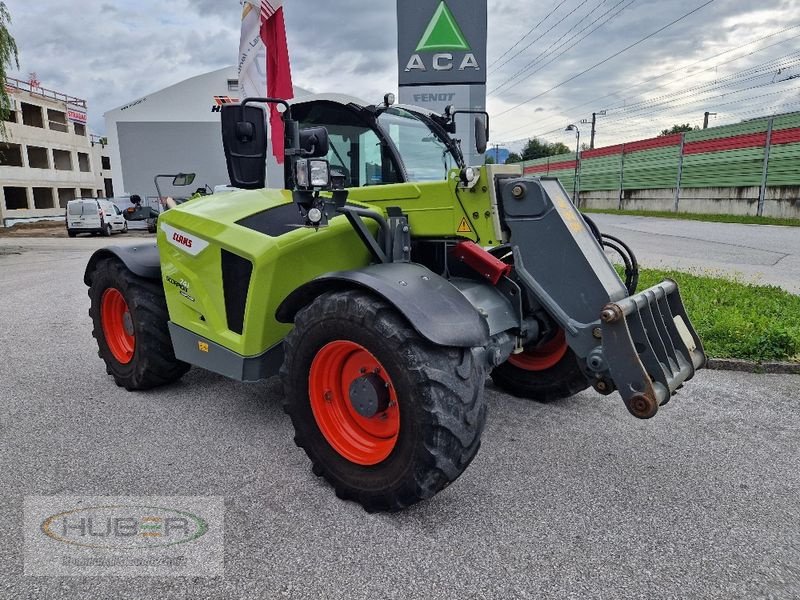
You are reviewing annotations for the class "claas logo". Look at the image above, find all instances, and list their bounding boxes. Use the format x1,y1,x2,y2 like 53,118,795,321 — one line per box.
211,96,238,113
172,232,193,248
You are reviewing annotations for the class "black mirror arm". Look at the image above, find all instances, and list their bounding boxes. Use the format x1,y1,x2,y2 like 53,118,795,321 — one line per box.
241,96,300,156
241,97,292,120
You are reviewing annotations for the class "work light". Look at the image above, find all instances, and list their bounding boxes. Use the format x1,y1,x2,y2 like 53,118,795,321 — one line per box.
295,158,330,190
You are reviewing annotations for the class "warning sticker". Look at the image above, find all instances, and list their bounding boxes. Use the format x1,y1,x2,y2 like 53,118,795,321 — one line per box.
457,217,472,233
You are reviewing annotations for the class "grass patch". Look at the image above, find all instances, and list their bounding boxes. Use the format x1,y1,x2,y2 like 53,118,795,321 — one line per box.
633,268,800,363
584,208,800,227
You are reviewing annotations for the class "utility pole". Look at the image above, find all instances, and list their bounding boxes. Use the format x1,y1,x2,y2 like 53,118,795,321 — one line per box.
703,111,717,129
580,110,606,149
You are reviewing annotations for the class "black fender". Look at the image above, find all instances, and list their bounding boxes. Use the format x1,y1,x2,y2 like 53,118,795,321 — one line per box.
84,244,161,285
276,262,490,348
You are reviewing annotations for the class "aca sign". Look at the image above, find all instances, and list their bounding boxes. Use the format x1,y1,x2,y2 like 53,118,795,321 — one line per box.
397,0,487,86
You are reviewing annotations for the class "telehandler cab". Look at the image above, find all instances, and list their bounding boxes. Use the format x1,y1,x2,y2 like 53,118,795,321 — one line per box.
85,94,706,512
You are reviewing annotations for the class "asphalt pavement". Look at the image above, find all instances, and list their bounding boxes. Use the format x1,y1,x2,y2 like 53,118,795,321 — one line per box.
0,232,798,599
590,213,800,294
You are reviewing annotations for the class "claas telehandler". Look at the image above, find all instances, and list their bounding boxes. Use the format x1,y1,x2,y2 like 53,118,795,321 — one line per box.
84,94,706,511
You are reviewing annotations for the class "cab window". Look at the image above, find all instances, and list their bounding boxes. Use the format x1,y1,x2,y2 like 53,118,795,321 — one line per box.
295,101,399,187
377,107,457,182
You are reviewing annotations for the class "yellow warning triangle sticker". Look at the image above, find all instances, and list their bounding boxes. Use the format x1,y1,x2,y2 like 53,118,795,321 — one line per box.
457,217,472,233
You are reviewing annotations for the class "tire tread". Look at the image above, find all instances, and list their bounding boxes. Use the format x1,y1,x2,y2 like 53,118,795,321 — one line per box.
281,290,487,512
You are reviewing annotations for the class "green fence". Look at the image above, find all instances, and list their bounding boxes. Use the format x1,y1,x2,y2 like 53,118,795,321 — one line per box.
520,112,800,214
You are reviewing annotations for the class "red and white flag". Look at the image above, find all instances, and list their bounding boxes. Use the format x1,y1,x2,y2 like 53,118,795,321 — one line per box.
239,0,294,163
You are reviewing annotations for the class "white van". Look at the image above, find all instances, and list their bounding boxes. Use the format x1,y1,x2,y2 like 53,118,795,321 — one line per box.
66,199,128,237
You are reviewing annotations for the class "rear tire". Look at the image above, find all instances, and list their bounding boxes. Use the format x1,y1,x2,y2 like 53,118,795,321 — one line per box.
281,290,487,512
490,330,589,402
67,230,77,238
88,258,189,390
102,224,112,237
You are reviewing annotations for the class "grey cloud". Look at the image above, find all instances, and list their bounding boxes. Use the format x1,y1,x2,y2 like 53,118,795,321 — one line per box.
3,0,798,144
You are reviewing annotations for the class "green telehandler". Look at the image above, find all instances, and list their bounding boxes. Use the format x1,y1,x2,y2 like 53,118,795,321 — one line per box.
84,95,706,511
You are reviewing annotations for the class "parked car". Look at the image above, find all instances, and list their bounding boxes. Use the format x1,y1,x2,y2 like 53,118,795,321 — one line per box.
65,199,128,237
108,197,150,231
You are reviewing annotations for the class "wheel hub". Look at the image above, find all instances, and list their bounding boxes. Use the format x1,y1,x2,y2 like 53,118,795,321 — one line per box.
348,373,390,418
100,288,135,365
122,312,134,336
308,340,400,466
507,328,568,371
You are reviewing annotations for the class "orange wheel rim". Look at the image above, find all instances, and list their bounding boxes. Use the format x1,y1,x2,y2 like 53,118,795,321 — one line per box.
508,329,568,371
309,341,399,466
100,288,135,364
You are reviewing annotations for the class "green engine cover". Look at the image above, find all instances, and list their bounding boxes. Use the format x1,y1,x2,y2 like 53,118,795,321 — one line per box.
157,188,372,357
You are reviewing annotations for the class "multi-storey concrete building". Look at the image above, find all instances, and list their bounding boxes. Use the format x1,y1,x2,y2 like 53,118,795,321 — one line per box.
0,77,105,226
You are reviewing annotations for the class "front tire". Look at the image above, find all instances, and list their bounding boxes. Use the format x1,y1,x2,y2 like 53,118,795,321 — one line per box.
67,229,77,238
281,290,487,512
88,258,189,390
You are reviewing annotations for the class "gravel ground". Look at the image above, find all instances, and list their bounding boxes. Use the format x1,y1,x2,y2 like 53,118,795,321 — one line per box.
0,235,798,599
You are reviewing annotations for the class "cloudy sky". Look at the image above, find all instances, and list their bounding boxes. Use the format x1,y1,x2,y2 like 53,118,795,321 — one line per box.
5,0,800,152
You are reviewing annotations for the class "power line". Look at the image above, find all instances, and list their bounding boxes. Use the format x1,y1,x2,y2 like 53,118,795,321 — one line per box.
585,85,799,135
490,0,636,95
492,0,717,119
598,68,800,125
489,0,571,69
604,53,800,117
503,101,800,151
491,0,599,77
494,72,800,147
492,22,800,139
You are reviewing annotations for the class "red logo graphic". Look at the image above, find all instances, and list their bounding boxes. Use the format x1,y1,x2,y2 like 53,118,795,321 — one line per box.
211,96,239,113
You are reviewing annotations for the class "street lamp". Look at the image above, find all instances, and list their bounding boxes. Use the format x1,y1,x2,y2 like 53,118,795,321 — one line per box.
565,124,580,205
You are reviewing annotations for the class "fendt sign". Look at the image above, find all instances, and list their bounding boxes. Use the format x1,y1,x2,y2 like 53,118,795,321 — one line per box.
398,0,487,86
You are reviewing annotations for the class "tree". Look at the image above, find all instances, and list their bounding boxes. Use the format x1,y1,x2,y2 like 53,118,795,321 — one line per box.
505,138,572,164
518,137,571,160
659,123,698,136
0,2,18,139
485,155,496,164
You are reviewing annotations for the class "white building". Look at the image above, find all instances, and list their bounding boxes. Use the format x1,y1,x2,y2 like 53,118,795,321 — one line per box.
0,77,105,226
105,66,310,200
104,66,240,201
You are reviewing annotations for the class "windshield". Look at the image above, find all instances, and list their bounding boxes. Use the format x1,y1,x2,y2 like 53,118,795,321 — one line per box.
377,108,457,182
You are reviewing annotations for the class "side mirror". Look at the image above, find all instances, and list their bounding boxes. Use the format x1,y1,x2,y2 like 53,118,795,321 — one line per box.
172,173,196,187
221,103,268,189
474,115,488,155
299,126,330,158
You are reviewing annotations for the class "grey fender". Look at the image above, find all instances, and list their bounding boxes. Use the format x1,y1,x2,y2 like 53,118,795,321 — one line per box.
276,262,491,347
84,243,161,285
